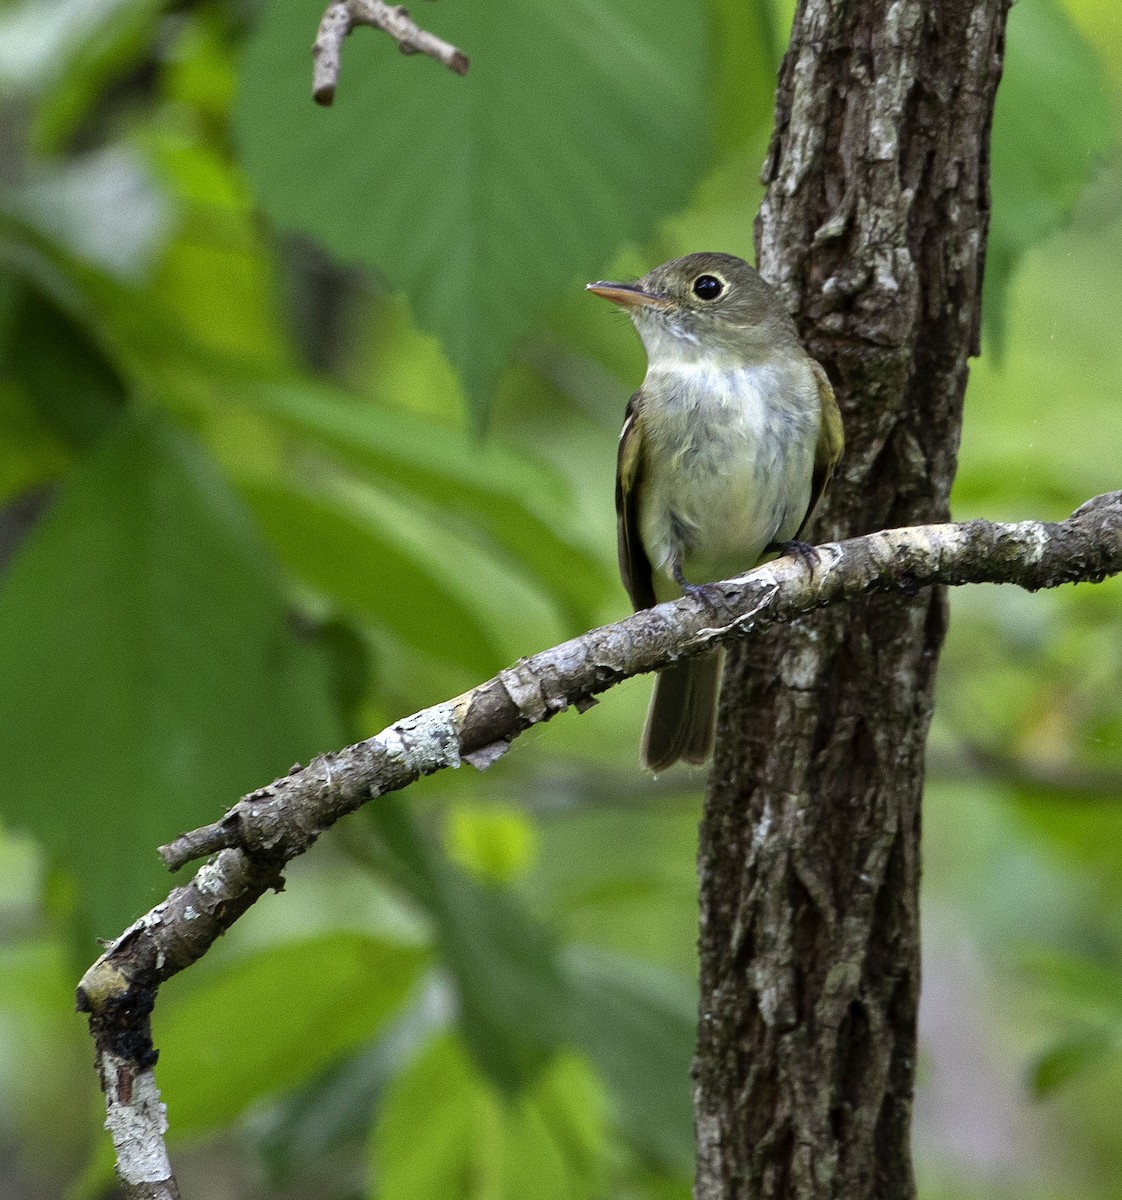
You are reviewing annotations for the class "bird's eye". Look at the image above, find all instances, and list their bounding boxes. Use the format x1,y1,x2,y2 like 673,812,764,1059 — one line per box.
692,274,724,301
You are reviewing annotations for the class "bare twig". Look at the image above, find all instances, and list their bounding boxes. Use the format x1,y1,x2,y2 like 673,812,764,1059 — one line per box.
76,495,1122,1198
312,0,469,105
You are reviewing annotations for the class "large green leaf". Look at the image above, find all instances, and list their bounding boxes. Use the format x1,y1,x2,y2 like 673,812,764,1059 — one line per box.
710,0,780,154
234,0,710,425
5,283,127,448
240,474,506,679
250,995,447,1186
237,381,610,627
372,1034,606,1200
567,948,695,1172
364,803,698,1163
156,933,428,1133
371,799,572,1091
985,0,1114,350
0,410,341,936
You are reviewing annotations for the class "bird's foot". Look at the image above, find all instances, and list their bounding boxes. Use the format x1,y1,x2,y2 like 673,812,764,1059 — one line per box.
672,564,725,610
775,539,821,572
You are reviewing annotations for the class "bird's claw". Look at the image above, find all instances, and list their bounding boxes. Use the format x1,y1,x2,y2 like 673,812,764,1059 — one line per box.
775,539,821,571
672,565,725,611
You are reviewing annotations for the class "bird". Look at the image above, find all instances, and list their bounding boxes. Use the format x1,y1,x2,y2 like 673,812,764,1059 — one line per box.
587,252,843,771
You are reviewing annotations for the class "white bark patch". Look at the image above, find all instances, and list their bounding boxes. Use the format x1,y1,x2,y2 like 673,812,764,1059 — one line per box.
752,794,774,850
753,975,786,1026
1012,521,1048,563
104,1062,172,1185
780,642,823,689
193,855,236,899
693,1109,724,1200
377,702,461,771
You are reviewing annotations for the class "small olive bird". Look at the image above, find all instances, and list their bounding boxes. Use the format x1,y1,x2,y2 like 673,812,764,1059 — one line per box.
588,252,843,772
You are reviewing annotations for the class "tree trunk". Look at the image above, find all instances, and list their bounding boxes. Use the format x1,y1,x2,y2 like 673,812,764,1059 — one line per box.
693,2,1012,1197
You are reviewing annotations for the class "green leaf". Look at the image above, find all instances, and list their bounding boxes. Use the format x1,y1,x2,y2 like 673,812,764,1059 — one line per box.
146,130,293,374
529,800,701,975
237,382,609,628
0,410,342,936
372,799,571,1091
235,0,711,425
568,948,696,1172
446,801,538,885
252,1040,392,1187
1021,948,1122,1022
372,1034,606,1200
29,0,164,154
985,0,1114,352
0,937,101,1188
369,805,697,1156
710,0,780,154
250,993,446,1186
239,474,505,679
1031,1027,1119,1096
4,283,127,448
157,933,427,1133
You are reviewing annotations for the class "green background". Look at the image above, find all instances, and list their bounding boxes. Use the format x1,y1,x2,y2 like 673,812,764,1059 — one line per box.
0,0,1120,1196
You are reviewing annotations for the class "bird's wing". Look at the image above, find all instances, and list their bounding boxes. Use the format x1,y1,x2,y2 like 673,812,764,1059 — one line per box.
616,391,656,610
795,359,845,539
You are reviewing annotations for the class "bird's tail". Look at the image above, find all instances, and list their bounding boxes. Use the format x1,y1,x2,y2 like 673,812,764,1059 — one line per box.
640,651,724,773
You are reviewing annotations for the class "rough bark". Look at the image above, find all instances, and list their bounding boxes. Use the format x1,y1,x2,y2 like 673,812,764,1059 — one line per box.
693,2,1013,1198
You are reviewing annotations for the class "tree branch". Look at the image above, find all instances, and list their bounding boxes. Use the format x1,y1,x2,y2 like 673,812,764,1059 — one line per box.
77,495,1122,1198
312,0,469,106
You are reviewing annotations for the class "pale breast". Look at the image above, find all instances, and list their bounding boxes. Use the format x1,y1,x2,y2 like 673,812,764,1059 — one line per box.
638,360,819,592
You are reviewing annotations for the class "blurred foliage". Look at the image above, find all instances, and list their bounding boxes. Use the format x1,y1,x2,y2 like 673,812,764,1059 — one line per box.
984,0,1114,353
0,0,1119,1197
235,0,710,428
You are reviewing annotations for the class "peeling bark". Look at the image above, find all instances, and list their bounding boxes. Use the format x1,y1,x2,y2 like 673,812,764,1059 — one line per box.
694,2,1014,1197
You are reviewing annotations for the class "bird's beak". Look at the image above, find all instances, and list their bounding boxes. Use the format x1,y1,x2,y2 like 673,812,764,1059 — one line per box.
586,281,671,310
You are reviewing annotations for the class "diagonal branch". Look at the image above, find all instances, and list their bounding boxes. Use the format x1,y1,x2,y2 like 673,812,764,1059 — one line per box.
312,0,469,106
76,494,1122,1199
